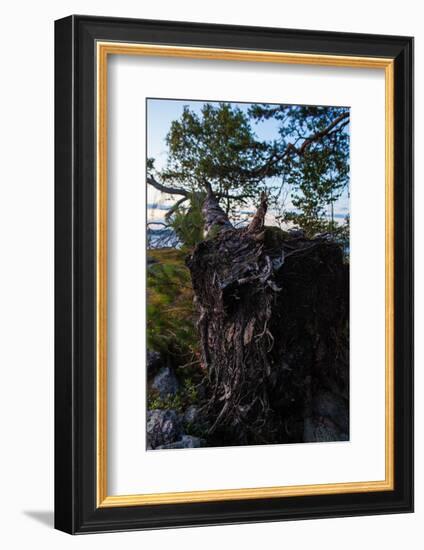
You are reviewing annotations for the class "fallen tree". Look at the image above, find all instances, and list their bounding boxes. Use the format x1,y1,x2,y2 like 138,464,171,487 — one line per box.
186,187,349,446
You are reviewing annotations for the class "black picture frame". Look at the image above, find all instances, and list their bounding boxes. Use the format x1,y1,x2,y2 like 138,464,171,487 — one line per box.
55,14,414,534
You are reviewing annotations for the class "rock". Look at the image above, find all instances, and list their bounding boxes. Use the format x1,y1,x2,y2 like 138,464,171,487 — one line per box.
151,367,179,397
156,435,202,449
146,409,182,449
182,405,209,437
303,391,349,442
303,416,348,443
180,435,202,447
147,350,162,374
314,391,349,434
183,405,199,425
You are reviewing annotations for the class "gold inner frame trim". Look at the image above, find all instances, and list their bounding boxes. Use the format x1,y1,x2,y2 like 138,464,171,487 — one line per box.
96,41,395,508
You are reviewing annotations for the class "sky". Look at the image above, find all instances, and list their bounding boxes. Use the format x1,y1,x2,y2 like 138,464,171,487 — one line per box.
146,98,350,226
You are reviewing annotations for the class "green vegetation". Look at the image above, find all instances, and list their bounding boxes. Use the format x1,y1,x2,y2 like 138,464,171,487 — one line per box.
147,248,198,363
156,103,269,218
169,193,205,248
147,378,199,413
148,102,350,240
249,104,350,235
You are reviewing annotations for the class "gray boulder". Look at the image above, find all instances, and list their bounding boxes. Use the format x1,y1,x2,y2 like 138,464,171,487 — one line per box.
314,391,349,434
156,435,202,450
146,409,182,449
303,391,349,443
183,405,199,425
303,416,348,443
146,350,162,374
151,367,179,397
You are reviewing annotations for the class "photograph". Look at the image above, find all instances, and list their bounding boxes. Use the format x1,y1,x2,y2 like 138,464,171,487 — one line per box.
146,98,351,450
52,13,413,535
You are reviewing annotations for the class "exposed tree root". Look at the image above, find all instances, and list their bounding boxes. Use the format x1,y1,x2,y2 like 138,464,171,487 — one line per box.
186,192,349,446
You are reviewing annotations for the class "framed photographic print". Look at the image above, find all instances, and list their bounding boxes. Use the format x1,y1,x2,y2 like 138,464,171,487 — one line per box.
54,15,413,534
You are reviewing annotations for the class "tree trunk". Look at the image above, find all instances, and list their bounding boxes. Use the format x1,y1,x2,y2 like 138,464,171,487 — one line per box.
186,192,349,446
